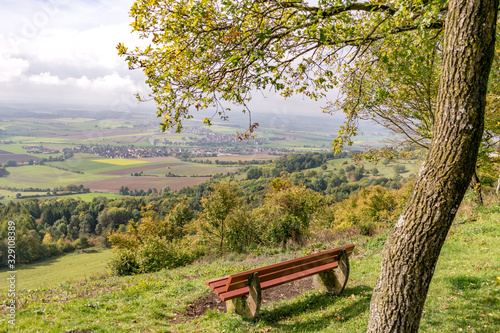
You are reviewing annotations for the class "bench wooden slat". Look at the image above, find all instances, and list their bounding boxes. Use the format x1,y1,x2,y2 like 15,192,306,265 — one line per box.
226,255,339,292
204,275,230,286
225,244,354,288
207,278,229,290
218,260,340,302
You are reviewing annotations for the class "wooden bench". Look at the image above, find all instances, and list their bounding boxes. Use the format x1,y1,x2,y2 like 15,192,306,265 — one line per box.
205,244,355,317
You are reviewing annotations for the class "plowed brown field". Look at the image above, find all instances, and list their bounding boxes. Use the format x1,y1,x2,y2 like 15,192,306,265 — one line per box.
83,176,210,192
97,163,187,175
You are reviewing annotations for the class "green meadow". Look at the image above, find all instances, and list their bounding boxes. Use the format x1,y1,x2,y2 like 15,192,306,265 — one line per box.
0,249,113,293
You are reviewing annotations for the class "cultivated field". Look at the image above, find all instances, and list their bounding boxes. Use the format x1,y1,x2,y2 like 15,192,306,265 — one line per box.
0,165,109,189
84,176,212,192
97,163,177,175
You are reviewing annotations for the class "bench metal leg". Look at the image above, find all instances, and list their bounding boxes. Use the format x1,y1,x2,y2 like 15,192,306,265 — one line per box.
313,249,350,295
226,272,261,318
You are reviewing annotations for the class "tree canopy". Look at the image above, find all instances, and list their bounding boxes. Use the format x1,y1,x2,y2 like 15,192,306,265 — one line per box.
118,0,447,145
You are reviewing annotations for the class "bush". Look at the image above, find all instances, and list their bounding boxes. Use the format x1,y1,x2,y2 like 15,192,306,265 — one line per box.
224,207,259,252
253,181,324,246
47,243,61,256
267,214,304,246
137,237,201,273
110,236,202,275
334,185,399,235
88,235,110,248
108,209,202,275
393,164,408,174
110,250,141,276
56,238,75,253
74,236,90,249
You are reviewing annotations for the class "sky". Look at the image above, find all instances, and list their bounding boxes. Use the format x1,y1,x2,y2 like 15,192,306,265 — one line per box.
0,0,150,113
0,0,343,125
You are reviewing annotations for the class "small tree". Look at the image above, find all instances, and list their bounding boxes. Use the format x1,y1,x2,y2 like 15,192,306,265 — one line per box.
42,232,53,246
393,164,408,174
199,183,239,252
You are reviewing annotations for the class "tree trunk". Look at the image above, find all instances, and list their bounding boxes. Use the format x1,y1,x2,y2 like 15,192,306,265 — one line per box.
366,1,498,332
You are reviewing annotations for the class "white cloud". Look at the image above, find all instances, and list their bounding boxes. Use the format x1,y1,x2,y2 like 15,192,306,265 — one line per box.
0,54,30,82
29,72,62,85
0,0,147,108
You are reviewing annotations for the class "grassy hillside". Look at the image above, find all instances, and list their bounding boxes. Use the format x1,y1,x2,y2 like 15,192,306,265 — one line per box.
1,200,498,332
0,249,113,293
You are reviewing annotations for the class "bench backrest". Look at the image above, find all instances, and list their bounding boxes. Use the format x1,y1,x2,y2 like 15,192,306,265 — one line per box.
225,244,355,292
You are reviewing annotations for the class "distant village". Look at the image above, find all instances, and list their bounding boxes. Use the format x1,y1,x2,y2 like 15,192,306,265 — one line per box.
70,143,288,160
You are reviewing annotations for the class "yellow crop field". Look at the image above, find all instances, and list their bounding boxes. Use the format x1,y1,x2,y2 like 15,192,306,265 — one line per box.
92,159,149,166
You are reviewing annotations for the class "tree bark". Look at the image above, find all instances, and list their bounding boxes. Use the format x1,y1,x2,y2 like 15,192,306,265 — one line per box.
366,1,498,332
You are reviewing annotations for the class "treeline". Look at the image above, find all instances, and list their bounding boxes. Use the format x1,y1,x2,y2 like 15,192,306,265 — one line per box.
118,186,160,196
188,158,272,165
275,151,348,172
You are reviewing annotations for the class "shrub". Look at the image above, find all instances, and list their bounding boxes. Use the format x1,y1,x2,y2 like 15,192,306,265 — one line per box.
74,236,90,249
224,207,259,252
393,164,408,174
47,243,61,256
110,236,202,275
109,250,141,276
137,237,202,273
56,238,75,253
108,207,202,275
88,235,110,248
334,185,399,235
253,181,324,246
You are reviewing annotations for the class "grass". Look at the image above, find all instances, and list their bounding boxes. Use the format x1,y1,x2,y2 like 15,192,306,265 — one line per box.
1,204,498,332
0,145,26,154
0,249,113,293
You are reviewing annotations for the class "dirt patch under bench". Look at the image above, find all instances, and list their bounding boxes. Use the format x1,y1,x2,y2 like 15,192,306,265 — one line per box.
184,276,314,320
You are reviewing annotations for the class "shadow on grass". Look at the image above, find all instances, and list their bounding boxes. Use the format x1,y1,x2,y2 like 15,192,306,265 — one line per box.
0,256,61,272
0,249,102,272
446,275,484,290
421,274,500,332
256,285,372,332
